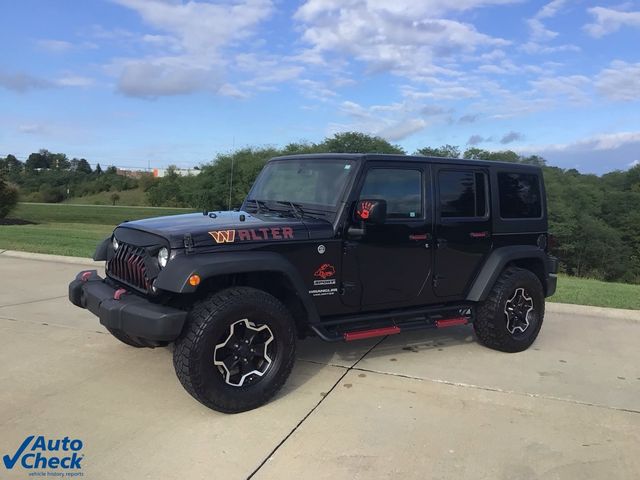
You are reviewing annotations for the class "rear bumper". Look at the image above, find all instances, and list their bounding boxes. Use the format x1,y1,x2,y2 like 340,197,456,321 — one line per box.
68,270,187,342
546,255,559,297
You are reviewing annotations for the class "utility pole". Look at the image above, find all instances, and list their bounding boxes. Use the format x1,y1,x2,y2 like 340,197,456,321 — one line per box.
228,136,235,210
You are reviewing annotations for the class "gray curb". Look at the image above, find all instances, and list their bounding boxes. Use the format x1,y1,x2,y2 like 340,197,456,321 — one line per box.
1,249,638,321
0,250,100,267
546,301,640,321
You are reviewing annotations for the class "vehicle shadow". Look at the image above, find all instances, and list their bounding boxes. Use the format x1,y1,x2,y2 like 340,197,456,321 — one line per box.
150,324,478,406
292,324,478,379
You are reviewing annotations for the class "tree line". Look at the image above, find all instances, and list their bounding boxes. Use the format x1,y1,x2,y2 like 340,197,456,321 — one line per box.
2,132,639,283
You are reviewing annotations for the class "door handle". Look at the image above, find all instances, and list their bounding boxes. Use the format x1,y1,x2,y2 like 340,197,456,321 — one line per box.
409,233,431,241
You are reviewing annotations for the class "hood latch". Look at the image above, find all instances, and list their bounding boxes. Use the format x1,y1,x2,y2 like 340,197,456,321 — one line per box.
183,233,194,254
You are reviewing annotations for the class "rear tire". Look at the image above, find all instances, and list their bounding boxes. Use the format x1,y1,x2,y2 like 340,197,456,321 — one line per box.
474,267,544,353
173,287,296,413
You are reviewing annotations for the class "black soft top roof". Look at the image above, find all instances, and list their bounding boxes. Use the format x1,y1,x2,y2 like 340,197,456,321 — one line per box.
268,153,542,173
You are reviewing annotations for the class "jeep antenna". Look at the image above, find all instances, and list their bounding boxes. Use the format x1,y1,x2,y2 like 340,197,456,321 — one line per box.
228,136,235,210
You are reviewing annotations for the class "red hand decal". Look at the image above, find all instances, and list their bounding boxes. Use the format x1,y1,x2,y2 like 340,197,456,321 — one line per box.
357,200,374,220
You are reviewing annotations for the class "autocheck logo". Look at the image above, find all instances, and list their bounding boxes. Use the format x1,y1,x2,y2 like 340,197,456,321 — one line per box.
3,435,84,474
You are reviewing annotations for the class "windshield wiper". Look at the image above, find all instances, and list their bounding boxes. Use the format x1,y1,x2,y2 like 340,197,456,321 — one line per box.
275,201,329,220
245,199,272,214
276,201,305,219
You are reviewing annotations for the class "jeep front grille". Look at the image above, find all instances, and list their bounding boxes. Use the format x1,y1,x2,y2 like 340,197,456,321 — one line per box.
107,243,150,291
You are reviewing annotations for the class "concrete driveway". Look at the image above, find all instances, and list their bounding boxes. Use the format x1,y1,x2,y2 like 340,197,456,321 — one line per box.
1,254,639,479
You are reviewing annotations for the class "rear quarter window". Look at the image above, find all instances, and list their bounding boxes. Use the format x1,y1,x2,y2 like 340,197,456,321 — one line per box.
498,172,542,219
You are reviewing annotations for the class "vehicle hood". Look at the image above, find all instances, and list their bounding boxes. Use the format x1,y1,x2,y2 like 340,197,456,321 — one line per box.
114,211,333,249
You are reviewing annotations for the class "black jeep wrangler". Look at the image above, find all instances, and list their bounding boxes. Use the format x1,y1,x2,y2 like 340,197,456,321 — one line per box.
69,154,557,413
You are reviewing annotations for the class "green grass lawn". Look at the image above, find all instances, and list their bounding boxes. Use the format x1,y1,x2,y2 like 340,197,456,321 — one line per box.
553,274,640,310
2,203,639,310
1,202,193,257
63,188,148,206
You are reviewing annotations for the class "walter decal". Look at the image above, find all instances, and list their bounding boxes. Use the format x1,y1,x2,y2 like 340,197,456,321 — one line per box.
209,227,294,244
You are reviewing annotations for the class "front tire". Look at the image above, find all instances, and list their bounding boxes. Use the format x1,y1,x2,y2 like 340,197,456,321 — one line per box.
173,287,296,413
474,267,545,353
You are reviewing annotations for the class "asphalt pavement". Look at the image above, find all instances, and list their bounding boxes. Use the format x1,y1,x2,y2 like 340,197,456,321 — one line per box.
1,253,638,479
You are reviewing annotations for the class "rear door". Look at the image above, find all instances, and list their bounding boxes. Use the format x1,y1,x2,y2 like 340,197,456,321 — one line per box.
433,166,492,298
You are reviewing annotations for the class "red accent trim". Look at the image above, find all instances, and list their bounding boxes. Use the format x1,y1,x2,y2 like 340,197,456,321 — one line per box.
409,233,428,241
436,317,468,328
80,271,92,282
470,231,489,239
344,326,401,342
113,288,127,300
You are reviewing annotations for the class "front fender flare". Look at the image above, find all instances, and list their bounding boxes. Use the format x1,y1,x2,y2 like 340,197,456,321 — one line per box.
154,251,320,323
466,246,550,302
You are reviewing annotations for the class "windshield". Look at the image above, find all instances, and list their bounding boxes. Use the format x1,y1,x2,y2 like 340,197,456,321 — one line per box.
247,158,356,211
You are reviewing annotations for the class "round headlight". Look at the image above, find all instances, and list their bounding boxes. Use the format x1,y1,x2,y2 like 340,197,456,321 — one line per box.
112,237,119,251
158,247,169,268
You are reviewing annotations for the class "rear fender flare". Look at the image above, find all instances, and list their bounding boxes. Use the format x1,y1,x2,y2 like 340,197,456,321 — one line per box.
466,246,548,302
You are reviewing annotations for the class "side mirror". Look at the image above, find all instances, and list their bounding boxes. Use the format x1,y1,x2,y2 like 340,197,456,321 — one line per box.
355,199,387,224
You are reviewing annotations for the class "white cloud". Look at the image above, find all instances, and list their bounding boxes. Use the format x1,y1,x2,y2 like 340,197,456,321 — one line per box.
0,71,51,92
378,119,428,141
18,124,47,134
520,42,579,54
0,70,95,92
528,0,568,41
459,114,479,124
527,18,558,42
36,38,98,53
111,0,276,97
36,39,75,53
117,61,218,97
56,75,95,87
522,1,573,54
294,0,510,83
331,99,431,141
519,131,640,173
585,6,640,38
523,131,640,153
467,134,486,145
500,131,524,144
629,159,639,167
537,0,567,19
529,75,591,105
596,61,640,101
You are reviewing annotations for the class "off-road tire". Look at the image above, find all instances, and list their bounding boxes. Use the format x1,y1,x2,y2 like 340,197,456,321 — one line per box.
474,266,544,353
173,287,296,413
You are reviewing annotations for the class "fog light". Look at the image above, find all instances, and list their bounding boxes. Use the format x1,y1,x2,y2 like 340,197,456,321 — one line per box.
189,274,201,286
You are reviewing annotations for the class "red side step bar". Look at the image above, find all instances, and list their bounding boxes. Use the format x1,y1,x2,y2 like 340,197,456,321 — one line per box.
343,317,468,342
435,317,468,328
344,326,400,341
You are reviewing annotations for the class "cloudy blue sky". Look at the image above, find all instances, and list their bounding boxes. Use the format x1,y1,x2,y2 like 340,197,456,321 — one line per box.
1,0,639,173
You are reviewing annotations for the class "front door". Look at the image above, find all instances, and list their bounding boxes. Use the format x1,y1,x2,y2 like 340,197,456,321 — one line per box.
433,166,492,298
341,163,434,310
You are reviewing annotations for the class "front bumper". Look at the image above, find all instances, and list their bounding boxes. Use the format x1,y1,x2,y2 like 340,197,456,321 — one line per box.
68,270,187,342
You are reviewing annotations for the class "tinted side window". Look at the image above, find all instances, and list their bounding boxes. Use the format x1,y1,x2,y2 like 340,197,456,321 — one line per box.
360,168,422,219
439,170,487,218
498,173,542,218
